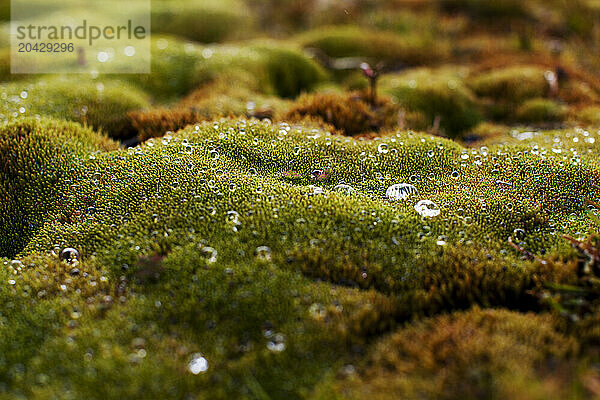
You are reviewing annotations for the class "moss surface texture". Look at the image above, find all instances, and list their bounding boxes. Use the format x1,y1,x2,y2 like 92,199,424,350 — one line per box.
2,0,600,399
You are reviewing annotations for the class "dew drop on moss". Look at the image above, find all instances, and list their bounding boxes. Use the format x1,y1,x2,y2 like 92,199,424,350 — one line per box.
513,229,526,240
333,183,356,194
60,248,80,263
188,354,208,374
414,200,441,218
386,183,417,200
256,246,272,261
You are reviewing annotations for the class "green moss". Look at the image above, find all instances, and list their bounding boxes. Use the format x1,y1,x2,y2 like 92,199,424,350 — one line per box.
125,37,326,101
573,105,600,125
381,68,482,137
317,308,581,400
296,26,449,67
515,98,568,123
2,115,600,397
151,0,254,43
0,77,150,138
0,118,118,259
468,66,549,104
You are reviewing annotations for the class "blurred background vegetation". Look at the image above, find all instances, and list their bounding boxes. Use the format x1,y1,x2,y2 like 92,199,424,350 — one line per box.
0,0,598,143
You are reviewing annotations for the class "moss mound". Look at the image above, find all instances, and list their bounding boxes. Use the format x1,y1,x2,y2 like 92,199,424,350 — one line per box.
0,77,150,139
468,66,549,104
381,68,482,137
515,98,567,124
125,37,326,101
0,118,118,258
2,0,600,396
321,308,580,399
297,26,448,67
1,115,600,397
151,0,254,43
282,91,401,136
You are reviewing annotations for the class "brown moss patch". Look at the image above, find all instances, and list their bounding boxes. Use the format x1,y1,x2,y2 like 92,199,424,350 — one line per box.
282,91,402,136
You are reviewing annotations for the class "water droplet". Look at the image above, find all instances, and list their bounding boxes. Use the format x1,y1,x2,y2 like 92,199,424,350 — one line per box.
60,248,80,263
386,183,417,200
256,246,272,261
201,246,217,264
378,143,389,154
306,185,324,196
266,333,286,352
188,354,208,374
513,229,525,240
333,183,356,195
414,200,440,218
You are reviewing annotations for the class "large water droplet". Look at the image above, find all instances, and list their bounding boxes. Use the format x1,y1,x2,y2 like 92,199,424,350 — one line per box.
386,183,417,200
188,354,208,374
60,248,80,263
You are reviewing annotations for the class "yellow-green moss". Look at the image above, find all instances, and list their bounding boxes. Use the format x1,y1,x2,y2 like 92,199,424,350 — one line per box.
0,77,150,138
468,66,549,104
151,0,255,43
0,118,118,258
296,26,449,67
316,308,581,400
1,111,600,398
381,68,481,137
125,37,326,101
515,98,568,123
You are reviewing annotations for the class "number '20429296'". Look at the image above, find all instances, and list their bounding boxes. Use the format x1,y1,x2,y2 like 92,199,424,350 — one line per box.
18,42,74,52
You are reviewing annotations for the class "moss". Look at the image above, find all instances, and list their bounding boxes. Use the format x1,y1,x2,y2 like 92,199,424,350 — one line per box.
151,0,254,43
126,37,326,102
121,36,207,101
0,77,150,139
381,68,481,137
4,0,600,396
438,0,531,19
515,98,568,123
2,115,600,397
468,66,549,104
0,118,118,259
249,42,328,98
296,26,449,67
130,78,291,141
573,106,600,126
282,91,401,136
318,308,580,400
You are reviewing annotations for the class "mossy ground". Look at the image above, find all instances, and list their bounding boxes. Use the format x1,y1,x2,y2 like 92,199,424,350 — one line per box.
2,0,600,399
